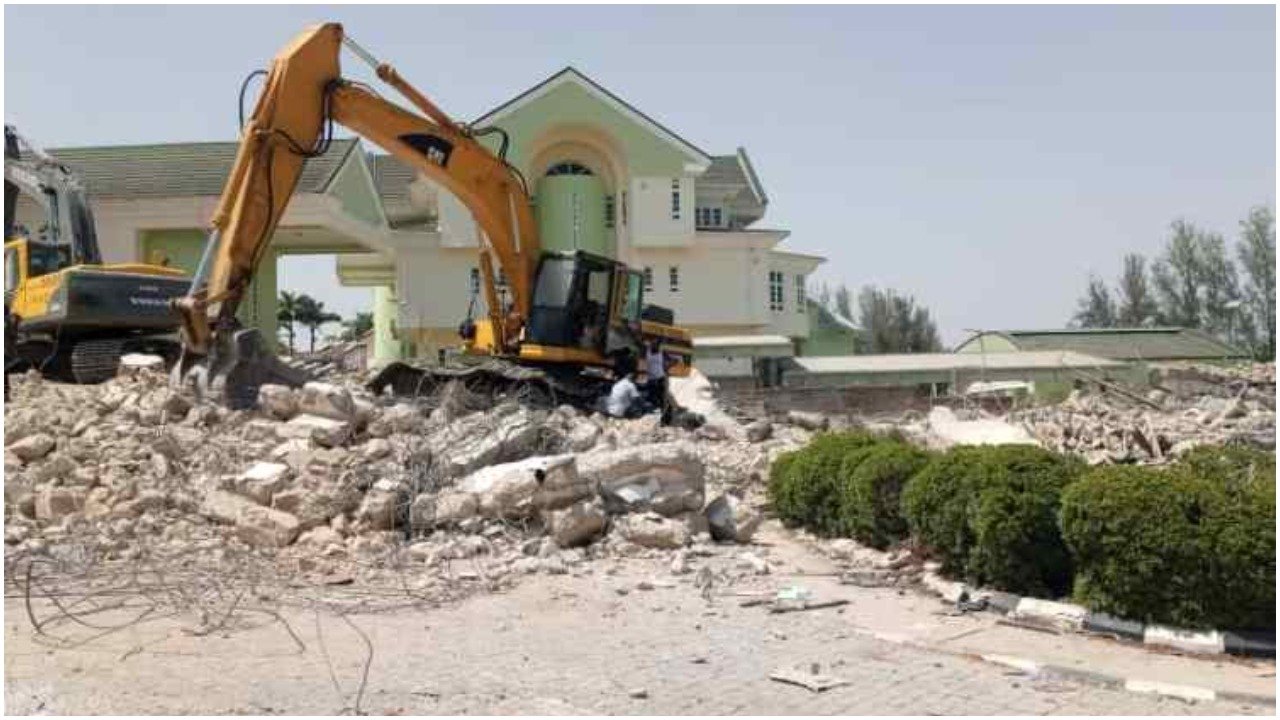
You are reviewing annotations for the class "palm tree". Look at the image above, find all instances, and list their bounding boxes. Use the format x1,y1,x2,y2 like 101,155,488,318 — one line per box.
277,291,303,355
295,295,342,353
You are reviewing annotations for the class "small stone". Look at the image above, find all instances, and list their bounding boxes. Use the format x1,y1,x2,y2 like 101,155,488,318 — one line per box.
628,688,648,699
7,433,55,462
257,384,298,420
35,487,87,521
296,382,356,422
745,420,773,443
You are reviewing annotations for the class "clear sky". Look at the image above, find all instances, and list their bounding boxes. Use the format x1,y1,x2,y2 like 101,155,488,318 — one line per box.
5,5,1275,344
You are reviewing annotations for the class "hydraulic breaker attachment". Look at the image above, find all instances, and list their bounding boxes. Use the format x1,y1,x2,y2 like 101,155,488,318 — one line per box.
171,327,310,409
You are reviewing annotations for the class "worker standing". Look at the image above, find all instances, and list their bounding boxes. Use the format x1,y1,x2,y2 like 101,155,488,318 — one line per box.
643,340,670,423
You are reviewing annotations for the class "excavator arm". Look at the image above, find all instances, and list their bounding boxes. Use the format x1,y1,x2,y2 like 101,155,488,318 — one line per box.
175,23,538,364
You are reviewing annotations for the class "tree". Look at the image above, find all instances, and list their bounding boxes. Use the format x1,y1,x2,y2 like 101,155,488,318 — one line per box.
341,311,374,341
1115,254,1160,327
1152,220,1207,328
1072,275,1117,328
1197,231,1242,340
817,283,832,311
856,286,942,353
276,291,302,355
1236,206,1276,359
834,284,853,319
294,295,342,353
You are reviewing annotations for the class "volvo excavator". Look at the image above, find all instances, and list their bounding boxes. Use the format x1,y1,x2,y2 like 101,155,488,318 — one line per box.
4,125,192,383
172,23,693,409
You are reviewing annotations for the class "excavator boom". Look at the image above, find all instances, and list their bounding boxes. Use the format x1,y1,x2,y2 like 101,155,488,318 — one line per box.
175,23,536,360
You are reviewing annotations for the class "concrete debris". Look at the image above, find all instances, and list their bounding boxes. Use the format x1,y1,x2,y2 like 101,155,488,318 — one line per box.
7,432,55,462
1011,364,1276,464
257,384,298,420
786,410,829,432
547,500,608,548
587,442,705,517
615,512,691,549
704,493,763,544
745,420,773,443
2,360,798,598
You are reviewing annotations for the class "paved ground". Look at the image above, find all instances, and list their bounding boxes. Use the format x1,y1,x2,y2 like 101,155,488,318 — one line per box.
4,550,1268,715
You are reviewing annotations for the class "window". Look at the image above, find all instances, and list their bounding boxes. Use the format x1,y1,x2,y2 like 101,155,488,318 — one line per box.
643,266,653,292
768,271,784,312
669,265,680,293
624,272,644,321
696,207,725,229
796,274,806,313
469,267,480,295
496,268,508,288
621,191,628,225
670,179,681,220
546,162,593,176
604,195,615,229
4,249,17,293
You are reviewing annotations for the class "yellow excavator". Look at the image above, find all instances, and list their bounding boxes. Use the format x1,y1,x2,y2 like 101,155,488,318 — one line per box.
4,124,191,383
172,23,693,408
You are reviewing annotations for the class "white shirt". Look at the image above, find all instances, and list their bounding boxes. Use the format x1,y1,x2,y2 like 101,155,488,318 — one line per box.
606,377,640,417
645,348,666,380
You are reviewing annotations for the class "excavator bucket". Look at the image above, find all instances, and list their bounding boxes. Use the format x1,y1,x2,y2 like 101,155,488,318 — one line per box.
171,327,310,409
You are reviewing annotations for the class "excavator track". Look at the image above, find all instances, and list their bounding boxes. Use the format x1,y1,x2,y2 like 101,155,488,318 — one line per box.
68,337,127,384
367,358,613,411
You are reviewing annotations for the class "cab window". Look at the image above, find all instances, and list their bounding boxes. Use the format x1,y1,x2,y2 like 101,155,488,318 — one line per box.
623,271,643,322
26,243,64,278
4,248,18,292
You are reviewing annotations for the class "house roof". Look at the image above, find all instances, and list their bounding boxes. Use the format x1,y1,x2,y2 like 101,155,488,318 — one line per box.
807,299,859,332
958,327,1246,361
46,139,359,199
472,66,713,167
794,350,1123,375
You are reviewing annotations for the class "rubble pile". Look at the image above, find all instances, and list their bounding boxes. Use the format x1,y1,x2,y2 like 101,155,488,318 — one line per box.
1010,363,1276,465
3,364,809,598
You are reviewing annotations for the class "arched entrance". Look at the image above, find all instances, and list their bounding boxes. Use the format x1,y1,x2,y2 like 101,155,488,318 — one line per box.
535,161,609,256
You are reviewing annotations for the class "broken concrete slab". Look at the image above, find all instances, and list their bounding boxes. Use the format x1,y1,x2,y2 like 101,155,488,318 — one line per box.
583,442,705,517
615,512,690,549
547,500,607,548
459,454,589,519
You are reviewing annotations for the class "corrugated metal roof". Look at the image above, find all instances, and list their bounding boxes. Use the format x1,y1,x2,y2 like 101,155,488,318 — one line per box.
962,327,1246,361
45,139,359,199
794,351,1123,375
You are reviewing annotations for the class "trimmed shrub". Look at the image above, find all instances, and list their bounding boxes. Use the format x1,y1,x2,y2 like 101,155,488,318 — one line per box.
966,445,1081,597
1178,445,1276,489
1061,458,1275,630
766,431,891,535
901,447,988,575
902,444,1080,596
837,442,930,549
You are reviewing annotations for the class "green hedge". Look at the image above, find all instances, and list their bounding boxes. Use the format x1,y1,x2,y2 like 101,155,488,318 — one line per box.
767,431,890,536
837,443,930,549
1060,455,1275,630
768,428,1274,627
902,445,1080,596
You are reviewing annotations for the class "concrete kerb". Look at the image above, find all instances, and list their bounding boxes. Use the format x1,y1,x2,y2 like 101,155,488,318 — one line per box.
854,624,1272,709
917,571,1275,660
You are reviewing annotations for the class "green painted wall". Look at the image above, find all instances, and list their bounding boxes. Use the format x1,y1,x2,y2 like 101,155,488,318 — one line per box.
535,174,610,256
140,229,277,350
956,334,1019,354
480,81,691,177
799,303,860,356
325,155,385,227
372,285,399,364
